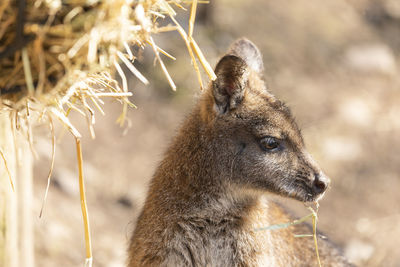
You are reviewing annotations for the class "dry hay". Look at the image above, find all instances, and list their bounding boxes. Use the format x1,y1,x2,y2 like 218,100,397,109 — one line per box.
0,0,215,132
0,0,214,265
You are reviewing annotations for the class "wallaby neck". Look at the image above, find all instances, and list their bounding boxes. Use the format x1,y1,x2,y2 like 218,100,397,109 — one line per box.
149,107,260,222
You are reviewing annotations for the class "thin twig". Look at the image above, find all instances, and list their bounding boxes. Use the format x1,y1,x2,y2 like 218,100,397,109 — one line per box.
34,37,46,96
148,36,176,90
85,92,132,97
80,92,96,139
190,39,216,81
75,138,93,267
188,0,197,38
308,206,322,267
123,42,134,60
114,61,129,127
255,204,323,267
171,16,204,89
0,147,15,192
117,51,149,85
39,116,56,218
50,107,82,138
22,48,35,95
154,25,178,33
25,100,39,159
255,213,313,231
154,45,176,61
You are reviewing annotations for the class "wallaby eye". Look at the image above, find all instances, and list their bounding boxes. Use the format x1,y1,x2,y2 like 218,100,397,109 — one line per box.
260,137,281,151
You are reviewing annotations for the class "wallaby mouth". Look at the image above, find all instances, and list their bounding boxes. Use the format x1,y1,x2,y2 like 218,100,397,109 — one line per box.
287,174,330,203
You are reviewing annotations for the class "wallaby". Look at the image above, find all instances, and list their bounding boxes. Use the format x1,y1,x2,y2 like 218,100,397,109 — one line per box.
128,39,352,267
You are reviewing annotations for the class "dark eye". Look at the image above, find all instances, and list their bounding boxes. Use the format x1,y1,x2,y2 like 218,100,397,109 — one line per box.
260,137,281,151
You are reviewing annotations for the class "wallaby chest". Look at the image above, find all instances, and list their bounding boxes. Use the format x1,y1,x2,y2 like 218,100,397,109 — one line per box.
176,197,294,267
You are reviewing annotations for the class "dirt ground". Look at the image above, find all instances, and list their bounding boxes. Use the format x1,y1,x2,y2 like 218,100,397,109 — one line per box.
33,0,400,266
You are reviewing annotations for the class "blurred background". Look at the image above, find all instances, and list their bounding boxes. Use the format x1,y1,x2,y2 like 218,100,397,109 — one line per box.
32,0,400,266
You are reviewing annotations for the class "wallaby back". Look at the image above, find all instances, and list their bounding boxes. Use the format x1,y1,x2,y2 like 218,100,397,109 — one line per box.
128,39,352,267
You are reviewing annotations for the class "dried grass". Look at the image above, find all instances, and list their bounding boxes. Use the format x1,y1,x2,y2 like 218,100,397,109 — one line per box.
0,0,215,135
255,203,323,267
0,147,14,192
0,0,215,265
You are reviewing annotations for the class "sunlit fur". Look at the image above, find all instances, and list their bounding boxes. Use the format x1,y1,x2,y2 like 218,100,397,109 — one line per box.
128,39,351,267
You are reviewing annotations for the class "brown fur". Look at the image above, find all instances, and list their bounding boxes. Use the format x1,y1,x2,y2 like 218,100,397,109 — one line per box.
128,39,352,267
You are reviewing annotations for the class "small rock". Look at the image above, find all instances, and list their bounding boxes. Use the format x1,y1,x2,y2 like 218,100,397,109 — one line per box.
117,195,134,208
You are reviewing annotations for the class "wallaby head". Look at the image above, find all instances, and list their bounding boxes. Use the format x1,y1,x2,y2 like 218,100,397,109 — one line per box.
199,38,330,203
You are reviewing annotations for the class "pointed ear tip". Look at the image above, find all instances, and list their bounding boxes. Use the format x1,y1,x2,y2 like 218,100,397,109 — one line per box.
228,38,264,73
233,37,257,47
230,38,260,52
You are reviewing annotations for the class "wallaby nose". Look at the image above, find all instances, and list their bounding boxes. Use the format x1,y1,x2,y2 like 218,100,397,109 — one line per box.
312,174,330,194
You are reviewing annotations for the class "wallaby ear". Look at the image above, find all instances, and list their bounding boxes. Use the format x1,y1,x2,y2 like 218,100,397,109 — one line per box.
228,38,263,74
212,55,249,114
